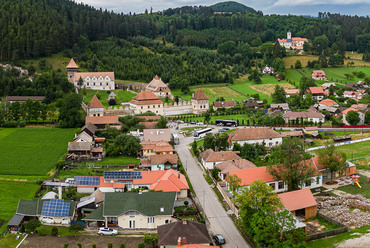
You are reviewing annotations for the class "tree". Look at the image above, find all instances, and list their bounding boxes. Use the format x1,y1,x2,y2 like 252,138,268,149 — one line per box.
143,233,158,248
365,111,370,125
346,110,360,125
59,93,84,128
106,134,141,157
267,138,315,191
271,85,286,103
91,54,98,72
25,219,41,232
318,144,347,182
156,116,167,128
203,110,211,125
294,60,302,69
227,174,241,193
192,140,198,156
77,76,84,87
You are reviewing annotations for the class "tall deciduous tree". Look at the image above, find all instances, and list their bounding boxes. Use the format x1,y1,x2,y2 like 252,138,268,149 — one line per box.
267,138,315,191
346,110,360,125
59,93,84,128
271,85,286,103
156,116,167,128
318,144,347,182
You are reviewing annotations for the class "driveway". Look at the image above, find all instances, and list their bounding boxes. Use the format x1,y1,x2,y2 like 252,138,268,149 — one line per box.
173,124,249,248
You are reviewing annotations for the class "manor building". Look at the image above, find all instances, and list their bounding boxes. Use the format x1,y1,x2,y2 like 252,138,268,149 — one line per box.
146,75,173,99
130,91,164,115
191,88,209,114
66,58,115,90
278,31,308,50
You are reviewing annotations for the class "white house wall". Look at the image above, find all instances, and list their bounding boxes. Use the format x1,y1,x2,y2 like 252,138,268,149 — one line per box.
232,137,282,147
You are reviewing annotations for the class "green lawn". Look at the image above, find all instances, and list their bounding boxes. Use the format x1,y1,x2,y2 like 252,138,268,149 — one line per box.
333,140,370,160
83,90,136,108
94,155,139,166
338,176,370,198
20,52,70,72
36,225,83,237
0,233,26,247
0,181,40,234
181,126,206,132
307,225,370,248
0,128,74,176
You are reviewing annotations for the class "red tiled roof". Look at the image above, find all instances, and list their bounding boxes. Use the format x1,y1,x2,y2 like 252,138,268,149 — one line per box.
285,89,300,95
146,75,171,92
85,116,120,125
140,122,157,129
74,72,114,81
279,188,317,211
342,107,358,115
292,37,308,41
282,112,324,120
308,87,324,94
215,159,256,174
87,95,105,109
130,91,163,105
343,91,355,95
192,88,208,100
139,116,161,120
66,58,79,69
228,128,281,142
228,167,275,186
280,131,303,138
212,100,236,108
312,70,325,75
200,149,241,162
319,99,338,107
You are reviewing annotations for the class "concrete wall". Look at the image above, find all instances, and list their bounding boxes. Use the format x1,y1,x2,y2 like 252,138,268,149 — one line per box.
77,187,95,194
163,100,193,116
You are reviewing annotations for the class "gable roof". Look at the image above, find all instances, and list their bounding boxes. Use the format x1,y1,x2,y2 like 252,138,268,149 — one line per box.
228,128,281,142
149,154,178,165
140,122,157,129
279,188,317,211
285,89,300,95
200,149,241,162
308,87,324,94
85,116,120,125
16,199,75,217
130,91,163,105
140,141,173,152
143,129,171,142
342,107,358,115
81,122,97,135
280,131,304,138
282,112,325,120
66,58,79,69
192,88,208,100
103,191,176,217
87,95,105,109
74,72,115,81
74,131,93,143
146,75,170,92
319,99,338,107
228,167,275,186
215,159,256,174
68,142,91,151
158,220,211,246
212,100,236,108
270,103,290,110
312,70,325,75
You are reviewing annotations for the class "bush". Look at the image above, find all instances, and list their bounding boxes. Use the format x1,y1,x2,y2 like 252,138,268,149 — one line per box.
2,121,18,128
20,224,25,233
120,244,126,248
51,227,58,236
92,244,96,248
108,98,116,105
108,243,113,248
69,222,84,232
64,244,69,248
138,243,145,248
25,219,41,232
78,243,82,248
19,121,26,127
184,200,189,206
55,160,65,170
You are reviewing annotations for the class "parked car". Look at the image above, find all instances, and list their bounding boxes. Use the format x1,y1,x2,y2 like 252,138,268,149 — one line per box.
190,122,196,124
294,128,304,131
177,120,184,124
218,128,226,133
213,234,226,245
98,227,118,236
197,122,204,125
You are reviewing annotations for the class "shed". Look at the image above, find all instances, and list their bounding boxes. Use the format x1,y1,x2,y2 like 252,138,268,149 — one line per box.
279,188,317,219
7,214,24,230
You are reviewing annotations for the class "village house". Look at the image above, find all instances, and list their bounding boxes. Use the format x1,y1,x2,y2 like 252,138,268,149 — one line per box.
282,111,325,124
74,131,93,143
66,142,104,161
146,75,174,99
85,116,122,129
285,89,300,98
143,129,172,142
215,159,256,180
83,191,176,229
191,88,209,114
212,100,236,110
278,188,317,220
12,198,76,226
343,91,356,99
311,70,327,81
342,107,365,125
244,99,264,109
228,127,282,147
130,91,164,115
108,92,116,101
140,154,178,171
280,131,304,139
140,141,173,157
4,96,45,103
319,99,339,108
67,58,115,90
86,95,105,117
199,149,241,170
321,82,336,90
351,104,369,112
269,103,290,113
305,87,326,101
74,169,189,198
158,220,212,248
262,65,274,75
81,122,97,137
278,31,308,50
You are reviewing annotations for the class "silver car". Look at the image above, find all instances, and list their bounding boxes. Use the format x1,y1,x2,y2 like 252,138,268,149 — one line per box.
98,227,118,236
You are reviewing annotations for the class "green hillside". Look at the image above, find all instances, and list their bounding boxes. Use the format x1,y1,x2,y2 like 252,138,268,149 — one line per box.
211,1,256,13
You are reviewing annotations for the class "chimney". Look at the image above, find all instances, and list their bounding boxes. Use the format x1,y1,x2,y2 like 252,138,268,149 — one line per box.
58,186,62,199
177,237,182,246
178,173,180,179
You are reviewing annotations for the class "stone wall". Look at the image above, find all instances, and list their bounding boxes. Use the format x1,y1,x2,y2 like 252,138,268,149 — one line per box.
116,82,147,91
104,105,134,116
163,100,193,116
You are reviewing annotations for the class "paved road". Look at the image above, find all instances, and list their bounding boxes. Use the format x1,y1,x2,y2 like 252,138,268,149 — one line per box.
173,124,249,248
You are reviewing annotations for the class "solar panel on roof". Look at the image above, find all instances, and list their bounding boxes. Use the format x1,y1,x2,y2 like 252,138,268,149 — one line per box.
41,199,71,217
103,171,142,179
74,176,100,186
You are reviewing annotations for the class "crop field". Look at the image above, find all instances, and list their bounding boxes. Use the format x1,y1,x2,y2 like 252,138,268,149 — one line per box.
0,128,74,176
250,82,296,96
0,180,40,234
200,86,246,102
83,90,136,108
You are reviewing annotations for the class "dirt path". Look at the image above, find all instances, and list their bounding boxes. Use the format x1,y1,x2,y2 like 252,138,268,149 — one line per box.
337,232,370,248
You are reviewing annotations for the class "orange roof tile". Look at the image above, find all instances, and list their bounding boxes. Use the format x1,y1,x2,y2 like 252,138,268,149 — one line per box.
192,88,208,100
319,99,338,107
66,58,79,69
85,116,120,125
200,149,241,162
148,154,178,165
87,95,105,109
342,107,358,115
74,72,114,81
140,122,157,129
308,87,324,94
146,75,171,92
228,167,275,186
228,128,281,142
279,188,317,211
130,91,163,105
215,159,256,174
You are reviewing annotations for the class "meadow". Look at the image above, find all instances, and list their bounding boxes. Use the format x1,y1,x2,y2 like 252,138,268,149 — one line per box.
83,89,136,108
0,128,75,176
0,181,40,234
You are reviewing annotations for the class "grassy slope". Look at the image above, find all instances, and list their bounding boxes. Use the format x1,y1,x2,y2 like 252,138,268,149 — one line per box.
83,90,136,108
0,128,74,176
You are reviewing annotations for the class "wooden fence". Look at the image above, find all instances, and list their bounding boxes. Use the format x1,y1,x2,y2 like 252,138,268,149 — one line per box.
306,212,348,241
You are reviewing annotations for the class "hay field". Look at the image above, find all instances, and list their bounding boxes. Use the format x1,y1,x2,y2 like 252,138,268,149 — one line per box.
250,83,296,96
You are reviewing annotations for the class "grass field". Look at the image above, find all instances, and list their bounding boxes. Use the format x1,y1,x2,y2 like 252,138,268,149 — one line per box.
83,90,136,108
339,176,370,198
0,181,40,234
250,82,296,96
0,128,74,176
20,53,70,72
335,140,370,160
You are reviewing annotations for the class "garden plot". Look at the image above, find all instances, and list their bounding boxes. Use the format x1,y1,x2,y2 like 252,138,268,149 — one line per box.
249,83,296,96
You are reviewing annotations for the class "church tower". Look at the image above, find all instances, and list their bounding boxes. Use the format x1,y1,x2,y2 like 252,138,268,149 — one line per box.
287,31,292,41
66,58,79,82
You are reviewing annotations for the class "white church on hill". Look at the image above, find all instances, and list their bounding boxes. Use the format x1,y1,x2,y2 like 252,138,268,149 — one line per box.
278,31,308,50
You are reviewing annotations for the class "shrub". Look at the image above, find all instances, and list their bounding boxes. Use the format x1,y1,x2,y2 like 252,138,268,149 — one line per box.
184,200,189,206
92,244,96,248
51,227,58,236
19,121,26,127
200,219,206,224
2,121,18,128
64,244,69,248
78,243,82,248
69,222,84,232
138,243,145,248
55,160,65,170
25,219,41,232
108,98,116,105
20,224,25,233
108,243,113,248
120,244,126,248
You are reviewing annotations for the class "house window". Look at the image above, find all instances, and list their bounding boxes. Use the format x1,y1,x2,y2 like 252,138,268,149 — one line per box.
278,182,284,189
165,219,170,224
153,105,155,108
148,106,150,108
148,217,154,223
305,180,311,187
141,106,143,109
158,105,160,108
269,183,275,190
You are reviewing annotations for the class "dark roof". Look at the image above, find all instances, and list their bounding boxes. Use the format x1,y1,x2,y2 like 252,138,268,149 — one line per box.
158,220,211,246
7,214,24,227
81,122,97,135
82,205,105,221
68,142,91,151
16,199,76,217
212,100,236,108
103,192,176,217
6,96,45,102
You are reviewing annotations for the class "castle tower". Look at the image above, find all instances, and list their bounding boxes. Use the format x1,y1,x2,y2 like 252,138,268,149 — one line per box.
191,88,209,114
287,31,292,41
66,58,79,82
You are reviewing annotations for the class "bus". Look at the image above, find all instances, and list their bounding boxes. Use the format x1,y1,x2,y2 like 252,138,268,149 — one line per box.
172,133,180,145
215,119,238,127
194,128,213,139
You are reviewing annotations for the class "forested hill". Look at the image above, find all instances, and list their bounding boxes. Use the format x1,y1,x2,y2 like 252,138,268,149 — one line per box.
211,1,257,13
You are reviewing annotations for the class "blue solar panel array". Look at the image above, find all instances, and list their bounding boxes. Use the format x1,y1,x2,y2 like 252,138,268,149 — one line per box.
74,176,100,186
104,171,142,179
41,199,70,217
